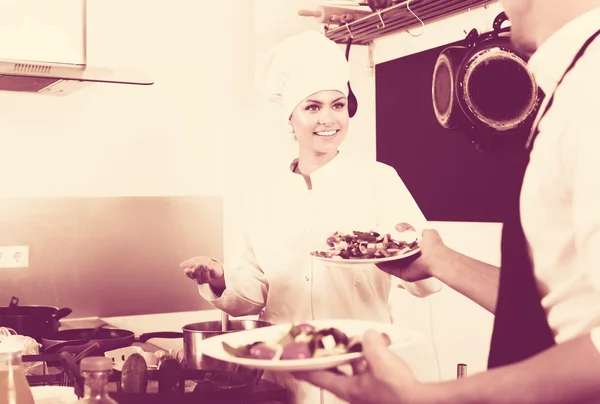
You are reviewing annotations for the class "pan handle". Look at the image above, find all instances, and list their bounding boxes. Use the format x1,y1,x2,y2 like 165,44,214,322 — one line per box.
492,12,509,33
9,296,19,307
138,332,184,343
52,308,73,321
43,339,90,354
60,352,85,398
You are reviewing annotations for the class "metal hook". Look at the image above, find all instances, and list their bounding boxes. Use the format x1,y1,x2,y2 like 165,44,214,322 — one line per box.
345,23,354,39
377,10,386,29
406,0,425,37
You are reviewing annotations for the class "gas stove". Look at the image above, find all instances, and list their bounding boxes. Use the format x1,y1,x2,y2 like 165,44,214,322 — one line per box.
23,352,289,404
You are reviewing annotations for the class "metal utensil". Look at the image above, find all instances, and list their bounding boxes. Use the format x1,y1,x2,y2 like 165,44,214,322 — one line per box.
221,311,229,332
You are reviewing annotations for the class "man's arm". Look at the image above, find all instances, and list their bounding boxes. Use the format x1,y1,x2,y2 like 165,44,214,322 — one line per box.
429,245,500,313
296,331,600,404
422,333,600,404
378,229,500,313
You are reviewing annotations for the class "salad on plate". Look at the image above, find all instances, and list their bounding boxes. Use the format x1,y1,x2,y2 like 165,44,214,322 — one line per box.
222,323,389,361
311,230,419,261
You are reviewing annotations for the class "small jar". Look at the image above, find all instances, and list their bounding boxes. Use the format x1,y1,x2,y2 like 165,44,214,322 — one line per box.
78,357,119,404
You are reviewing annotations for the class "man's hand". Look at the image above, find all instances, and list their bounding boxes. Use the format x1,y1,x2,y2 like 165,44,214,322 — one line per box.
293,330,423,404
377,226,447,282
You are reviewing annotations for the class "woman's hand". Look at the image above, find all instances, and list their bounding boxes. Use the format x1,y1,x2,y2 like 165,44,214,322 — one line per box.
180,256,226,289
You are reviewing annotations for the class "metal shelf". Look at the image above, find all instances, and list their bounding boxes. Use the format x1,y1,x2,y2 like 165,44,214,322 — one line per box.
324,0,497,45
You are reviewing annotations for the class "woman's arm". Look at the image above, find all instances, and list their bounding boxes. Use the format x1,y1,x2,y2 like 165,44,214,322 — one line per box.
197,195,269,317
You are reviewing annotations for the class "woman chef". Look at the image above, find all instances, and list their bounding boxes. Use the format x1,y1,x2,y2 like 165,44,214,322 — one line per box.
180,30,441,404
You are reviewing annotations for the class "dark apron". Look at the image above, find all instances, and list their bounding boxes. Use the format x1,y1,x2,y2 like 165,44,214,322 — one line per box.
487,28,600,369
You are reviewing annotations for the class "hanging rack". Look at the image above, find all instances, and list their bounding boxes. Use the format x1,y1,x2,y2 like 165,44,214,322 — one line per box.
323,0,495,45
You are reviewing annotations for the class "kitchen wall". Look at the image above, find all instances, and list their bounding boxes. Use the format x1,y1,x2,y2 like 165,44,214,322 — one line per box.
0,0,238,316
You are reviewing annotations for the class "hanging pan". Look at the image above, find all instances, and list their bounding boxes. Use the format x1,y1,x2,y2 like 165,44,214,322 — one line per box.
432,12,542,152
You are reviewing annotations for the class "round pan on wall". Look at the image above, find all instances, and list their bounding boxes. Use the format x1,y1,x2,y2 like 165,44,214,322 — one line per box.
432,45,467,130
457,35,538,134
432,12,541,152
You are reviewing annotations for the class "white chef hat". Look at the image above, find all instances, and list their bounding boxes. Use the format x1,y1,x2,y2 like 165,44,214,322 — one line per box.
256,30,350,121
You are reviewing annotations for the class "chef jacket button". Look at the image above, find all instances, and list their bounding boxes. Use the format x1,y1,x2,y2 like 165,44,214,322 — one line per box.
305,276,310,281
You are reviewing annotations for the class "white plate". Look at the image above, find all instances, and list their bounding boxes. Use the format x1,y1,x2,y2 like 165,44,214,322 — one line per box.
197,319,421,372
311,246,421,265
30,386,78,403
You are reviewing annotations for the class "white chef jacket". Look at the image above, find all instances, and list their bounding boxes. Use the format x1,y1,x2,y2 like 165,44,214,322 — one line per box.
520,7,600,353
198,151,441,404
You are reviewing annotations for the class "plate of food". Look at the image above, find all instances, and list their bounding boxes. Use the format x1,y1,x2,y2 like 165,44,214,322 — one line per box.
310,230,421,264
196,319,421,372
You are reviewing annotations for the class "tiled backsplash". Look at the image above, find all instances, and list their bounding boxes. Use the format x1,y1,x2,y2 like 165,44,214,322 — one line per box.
0,196,222,317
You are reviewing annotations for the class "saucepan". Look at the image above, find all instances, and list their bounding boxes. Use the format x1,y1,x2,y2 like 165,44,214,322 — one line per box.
0,296,72,342
182,312,272,370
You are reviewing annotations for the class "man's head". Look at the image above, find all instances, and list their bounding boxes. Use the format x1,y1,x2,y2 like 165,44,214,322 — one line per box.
500,0,600,55
499,0,538,55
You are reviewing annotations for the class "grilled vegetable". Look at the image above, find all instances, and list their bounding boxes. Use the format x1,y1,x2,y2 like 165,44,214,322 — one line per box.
249,343,279,359
157,354,182,393
281,342,312,360
120,353,148,393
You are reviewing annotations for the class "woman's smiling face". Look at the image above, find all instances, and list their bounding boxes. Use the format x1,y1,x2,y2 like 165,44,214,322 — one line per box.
289,90,349,155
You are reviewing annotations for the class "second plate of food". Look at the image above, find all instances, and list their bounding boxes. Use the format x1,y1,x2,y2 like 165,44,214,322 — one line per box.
311,229,421,264
196,319,422,372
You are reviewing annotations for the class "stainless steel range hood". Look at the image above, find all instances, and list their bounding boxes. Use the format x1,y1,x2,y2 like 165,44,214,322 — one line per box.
0,0,153,96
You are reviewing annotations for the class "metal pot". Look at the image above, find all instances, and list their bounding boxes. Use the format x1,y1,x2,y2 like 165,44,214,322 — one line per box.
0,296,72,342
182,315,272,383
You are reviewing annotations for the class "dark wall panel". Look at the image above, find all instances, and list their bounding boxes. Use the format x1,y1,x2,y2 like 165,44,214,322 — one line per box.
375,42,527,222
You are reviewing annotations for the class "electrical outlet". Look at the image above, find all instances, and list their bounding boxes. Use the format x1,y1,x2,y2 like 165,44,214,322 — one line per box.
0,246,29,269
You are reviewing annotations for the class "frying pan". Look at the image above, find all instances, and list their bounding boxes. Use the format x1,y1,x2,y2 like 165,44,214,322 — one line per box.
40,325,182,356
432,12,541,152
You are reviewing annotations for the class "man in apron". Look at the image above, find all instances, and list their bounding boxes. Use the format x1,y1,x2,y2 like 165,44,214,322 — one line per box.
295,0,600,402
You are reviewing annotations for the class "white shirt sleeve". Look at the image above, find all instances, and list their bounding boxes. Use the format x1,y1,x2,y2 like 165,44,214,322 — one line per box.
198,192,269,317
374,163,443,297
570,102,600,352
